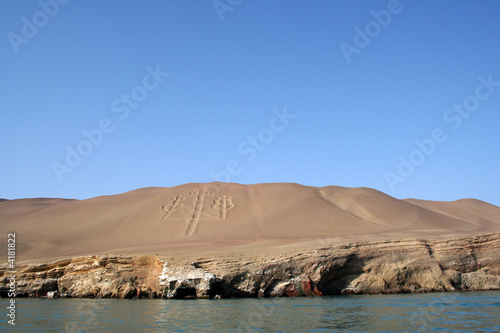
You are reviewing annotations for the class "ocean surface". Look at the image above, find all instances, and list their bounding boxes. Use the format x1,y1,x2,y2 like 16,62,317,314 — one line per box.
1,291,499,332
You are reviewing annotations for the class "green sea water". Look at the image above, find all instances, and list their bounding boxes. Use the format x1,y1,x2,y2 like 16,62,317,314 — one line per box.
1,291,499,332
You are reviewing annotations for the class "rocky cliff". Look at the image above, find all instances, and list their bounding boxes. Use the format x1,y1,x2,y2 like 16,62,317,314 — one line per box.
1,232,499,299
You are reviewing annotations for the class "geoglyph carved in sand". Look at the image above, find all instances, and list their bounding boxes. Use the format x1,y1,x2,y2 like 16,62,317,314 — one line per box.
161,189,234,236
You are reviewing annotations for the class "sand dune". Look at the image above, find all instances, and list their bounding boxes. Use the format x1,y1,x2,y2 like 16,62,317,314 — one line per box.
1,183,499,262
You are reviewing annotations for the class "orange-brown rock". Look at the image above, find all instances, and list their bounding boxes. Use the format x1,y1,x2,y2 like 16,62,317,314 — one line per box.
1,232,498,298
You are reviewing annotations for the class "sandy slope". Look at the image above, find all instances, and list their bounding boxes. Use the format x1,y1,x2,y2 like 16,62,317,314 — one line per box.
1,182,499,262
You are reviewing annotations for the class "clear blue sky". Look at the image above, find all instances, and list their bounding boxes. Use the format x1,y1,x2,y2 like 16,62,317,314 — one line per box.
1,0,499,205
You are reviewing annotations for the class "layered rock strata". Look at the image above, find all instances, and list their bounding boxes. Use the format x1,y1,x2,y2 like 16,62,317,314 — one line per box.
1,233,499,299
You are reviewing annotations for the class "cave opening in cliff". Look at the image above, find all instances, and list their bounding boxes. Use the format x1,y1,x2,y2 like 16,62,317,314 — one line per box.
173,287,197,299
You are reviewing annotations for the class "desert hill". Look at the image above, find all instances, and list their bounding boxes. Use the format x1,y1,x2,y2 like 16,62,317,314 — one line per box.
1,182,499,262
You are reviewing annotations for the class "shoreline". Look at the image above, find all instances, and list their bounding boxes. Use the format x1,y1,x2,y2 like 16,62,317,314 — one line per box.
2,232,499,299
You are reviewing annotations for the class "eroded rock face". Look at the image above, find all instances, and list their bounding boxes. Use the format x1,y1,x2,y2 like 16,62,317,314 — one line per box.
0,256,164,299
1,233,499,299
158,263,215,298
